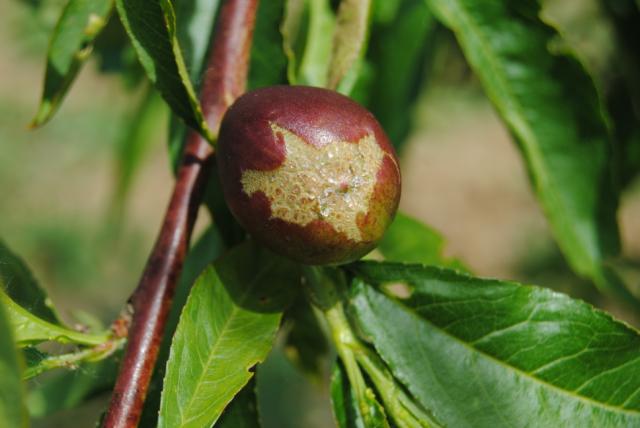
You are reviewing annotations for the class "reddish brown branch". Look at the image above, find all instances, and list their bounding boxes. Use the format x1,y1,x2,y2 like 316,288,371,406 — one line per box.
103,1,258,426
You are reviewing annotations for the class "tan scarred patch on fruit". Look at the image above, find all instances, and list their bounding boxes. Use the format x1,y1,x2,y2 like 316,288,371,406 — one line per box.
241,123,385,241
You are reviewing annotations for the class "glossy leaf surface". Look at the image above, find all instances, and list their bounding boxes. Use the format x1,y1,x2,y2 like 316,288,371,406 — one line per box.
424,0,621,293
350,261,640,427
115,0,212,140
0,290,109,347
167,0,221,168
139,226,225,426
159,242,299,428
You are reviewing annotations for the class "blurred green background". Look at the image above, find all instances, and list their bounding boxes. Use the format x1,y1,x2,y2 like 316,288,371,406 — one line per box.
1,0,639,427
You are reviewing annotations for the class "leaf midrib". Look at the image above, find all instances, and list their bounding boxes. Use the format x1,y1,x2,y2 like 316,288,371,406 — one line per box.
429,0,595,274
173,261,278,426
367,287,640,417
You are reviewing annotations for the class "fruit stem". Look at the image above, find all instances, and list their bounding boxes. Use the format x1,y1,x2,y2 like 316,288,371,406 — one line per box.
102,1,258,427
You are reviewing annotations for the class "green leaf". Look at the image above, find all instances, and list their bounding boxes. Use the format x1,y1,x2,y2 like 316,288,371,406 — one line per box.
27,357,119,418
331,362,388,428
0,290,109,347
0,240,60,324
21,337,123,379
115,0,213,141
174,0,222,84
0,300,28,428
31,0,114,127
424,0,623,295
168,0,288,168
367,0,437,151
215,380,260,428
349,261,640,427
331,362,354,428
378,212,464,270
158,241,300,428
281,0,309,83
328,0,372,92
282,0,335,87
167,0,221,170
371,0,401,24
139,226,225,426
248,0,289,89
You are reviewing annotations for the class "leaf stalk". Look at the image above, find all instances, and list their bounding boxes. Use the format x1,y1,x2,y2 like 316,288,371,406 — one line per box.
305,266,437,428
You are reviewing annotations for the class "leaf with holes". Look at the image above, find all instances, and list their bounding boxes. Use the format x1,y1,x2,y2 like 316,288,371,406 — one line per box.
349,261,640,427
158,241,300,428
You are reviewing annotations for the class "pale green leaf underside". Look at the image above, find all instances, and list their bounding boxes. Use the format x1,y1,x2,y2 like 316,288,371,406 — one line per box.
424,0,620,291
282,0,335,87
329,0,372,92
350,262,640,427
0,291,109,347
158,243,295,428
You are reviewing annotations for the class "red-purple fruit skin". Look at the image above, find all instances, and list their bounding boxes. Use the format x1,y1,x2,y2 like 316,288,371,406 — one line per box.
216,86,401,265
